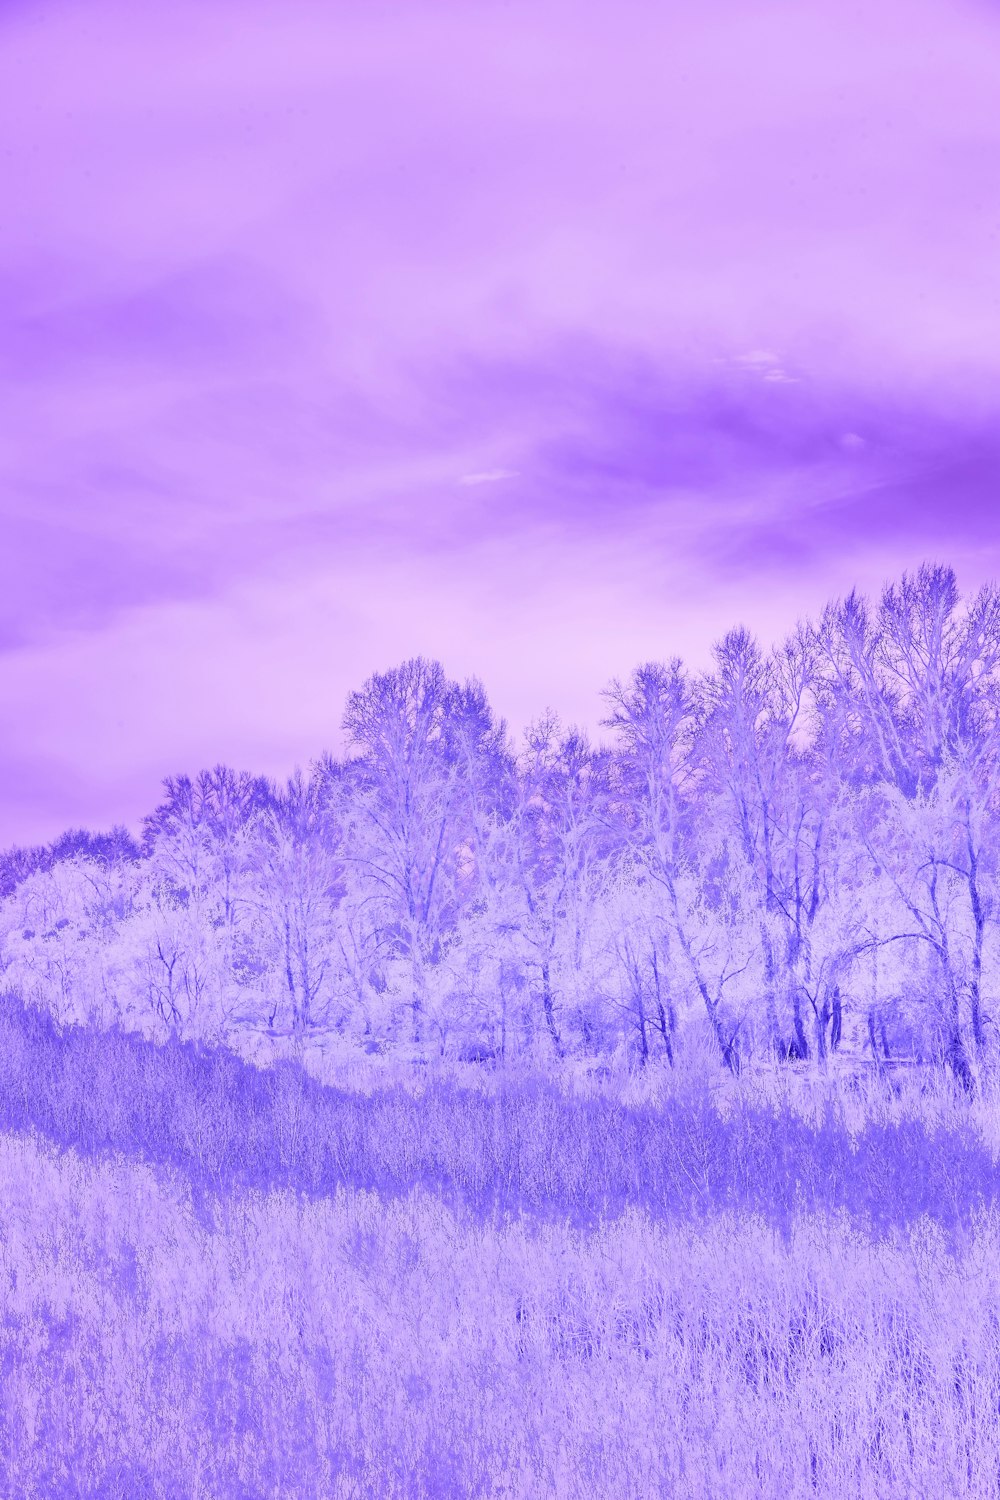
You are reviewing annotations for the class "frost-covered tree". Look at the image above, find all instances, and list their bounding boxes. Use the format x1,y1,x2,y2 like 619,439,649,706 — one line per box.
246,769,344,1044
332,658,509,1045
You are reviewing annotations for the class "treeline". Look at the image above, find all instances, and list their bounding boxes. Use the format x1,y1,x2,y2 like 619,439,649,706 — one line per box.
2,562,999,1089
0,824,140,899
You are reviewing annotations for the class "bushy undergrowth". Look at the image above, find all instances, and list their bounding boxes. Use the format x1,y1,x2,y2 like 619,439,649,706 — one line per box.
1,1133,998,1500
0,994,995,1244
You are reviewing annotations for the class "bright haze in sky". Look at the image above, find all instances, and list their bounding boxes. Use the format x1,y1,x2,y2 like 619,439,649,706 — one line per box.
2,0,1000,843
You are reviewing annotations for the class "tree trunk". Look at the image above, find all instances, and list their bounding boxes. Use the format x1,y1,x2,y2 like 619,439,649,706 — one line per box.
945,1028,975,1095
791,988,810,1061
540,962,563,1059
637,1004,649,1067
410,946,425,1046
651,950,674,1066
759,922,782,1060
830,986,842,1053
813,993,830,1064
499,983,507,1063
966,828,988,1057
943,966,975,1095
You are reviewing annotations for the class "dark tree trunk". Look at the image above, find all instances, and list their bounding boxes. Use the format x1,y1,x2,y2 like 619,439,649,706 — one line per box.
651,951,675,1066
791,989,810,1061
637,1005,649,1067
540,962,563,1059
760,923,782,1060
830,986,842,1052
967,832,987,1057
945,1026,975,1095
867,1009,884,1071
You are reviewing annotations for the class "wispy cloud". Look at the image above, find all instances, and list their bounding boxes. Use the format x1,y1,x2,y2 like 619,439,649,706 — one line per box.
458,469,519,486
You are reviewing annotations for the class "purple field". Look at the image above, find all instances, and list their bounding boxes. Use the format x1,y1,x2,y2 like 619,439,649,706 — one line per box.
3,1135,1000,1499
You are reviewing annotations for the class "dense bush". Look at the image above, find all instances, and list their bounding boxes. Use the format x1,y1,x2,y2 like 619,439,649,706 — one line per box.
0,995,994,1243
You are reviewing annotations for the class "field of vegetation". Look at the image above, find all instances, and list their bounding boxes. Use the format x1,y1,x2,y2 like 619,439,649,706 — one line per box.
2,995,1000,1498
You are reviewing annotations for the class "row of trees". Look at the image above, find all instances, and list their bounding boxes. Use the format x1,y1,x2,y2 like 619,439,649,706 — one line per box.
3,564,999,1088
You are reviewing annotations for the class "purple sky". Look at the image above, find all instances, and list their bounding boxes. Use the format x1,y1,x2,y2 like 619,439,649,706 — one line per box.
3,0,1000,844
